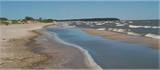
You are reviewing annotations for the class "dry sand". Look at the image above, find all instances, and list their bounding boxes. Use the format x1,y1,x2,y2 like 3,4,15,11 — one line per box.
85,28,159,49
0,24,52,69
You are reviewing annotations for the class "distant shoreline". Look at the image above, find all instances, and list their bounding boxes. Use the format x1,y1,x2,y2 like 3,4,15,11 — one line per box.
85,28,159,49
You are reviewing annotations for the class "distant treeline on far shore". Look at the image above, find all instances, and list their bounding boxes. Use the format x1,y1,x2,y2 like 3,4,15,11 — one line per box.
56,18,120,21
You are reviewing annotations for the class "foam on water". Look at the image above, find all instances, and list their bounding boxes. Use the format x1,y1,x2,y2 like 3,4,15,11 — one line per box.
49,31,102,70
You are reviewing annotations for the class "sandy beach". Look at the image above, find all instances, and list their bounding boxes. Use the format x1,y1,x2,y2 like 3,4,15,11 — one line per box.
85,28,159,49
0,23,52,69
0,23,95,69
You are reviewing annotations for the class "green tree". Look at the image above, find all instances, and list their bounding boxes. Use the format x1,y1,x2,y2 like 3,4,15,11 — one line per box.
38,17,42,21
40,19,53,23
24,16,34,20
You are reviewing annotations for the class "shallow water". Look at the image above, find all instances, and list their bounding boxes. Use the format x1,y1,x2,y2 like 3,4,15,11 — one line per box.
47,27,159,69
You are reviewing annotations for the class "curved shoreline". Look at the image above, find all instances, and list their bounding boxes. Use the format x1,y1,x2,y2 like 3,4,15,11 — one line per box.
47,29,102,70
0,23,102,69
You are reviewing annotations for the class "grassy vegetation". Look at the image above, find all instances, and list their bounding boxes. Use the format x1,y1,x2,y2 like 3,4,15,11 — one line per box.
0,16,54,25
0,21,10,25
11,20,20,24
0,17,9,25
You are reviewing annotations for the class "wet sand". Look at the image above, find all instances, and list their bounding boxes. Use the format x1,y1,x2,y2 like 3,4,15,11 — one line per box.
45,26,102,69
32,28,92,69
85,28,159,49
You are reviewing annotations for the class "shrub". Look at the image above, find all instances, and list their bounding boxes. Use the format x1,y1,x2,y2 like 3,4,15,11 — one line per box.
24,16,34,20
0,17,8,21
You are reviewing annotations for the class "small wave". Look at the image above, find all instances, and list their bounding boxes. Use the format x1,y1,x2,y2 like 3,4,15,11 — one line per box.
49,31,102,70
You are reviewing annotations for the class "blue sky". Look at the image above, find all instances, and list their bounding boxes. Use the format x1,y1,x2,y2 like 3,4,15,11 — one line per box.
0,1,159,20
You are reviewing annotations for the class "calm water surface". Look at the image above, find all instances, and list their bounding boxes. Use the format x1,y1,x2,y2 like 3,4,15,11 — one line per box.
47,27,159,69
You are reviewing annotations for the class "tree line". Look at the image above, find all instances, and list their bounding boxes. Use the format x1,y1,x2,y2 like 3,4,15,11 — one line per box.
56,18,120,21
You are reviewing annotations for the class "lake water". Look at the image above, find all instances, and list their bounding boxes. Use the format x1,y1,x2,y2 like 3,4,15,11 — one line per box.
47,27,159,69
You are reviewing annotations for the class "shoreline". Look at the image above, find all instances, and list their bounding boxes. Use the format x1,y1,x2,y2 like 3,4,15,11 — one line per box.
84,28,159,49
0,23,102,69
26,24,99,69
1,23,158,69
38,25,102,69
49,29,102,69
